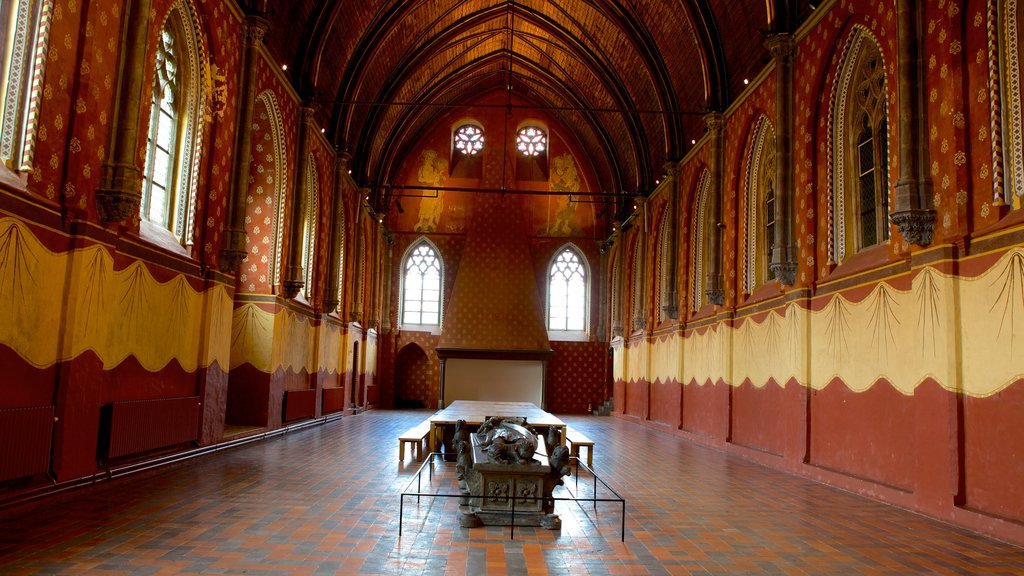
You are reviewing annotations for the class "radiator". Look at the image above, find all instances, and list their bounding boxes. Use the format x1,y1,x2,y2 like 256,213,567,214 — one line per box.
104,397,200,459
322,387,345,414
283,389,316,422
0,406,54,482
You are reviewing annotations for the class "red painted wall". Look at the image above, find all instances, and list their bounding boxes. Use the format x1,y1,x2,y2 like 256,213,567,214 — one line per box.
731,380,787,457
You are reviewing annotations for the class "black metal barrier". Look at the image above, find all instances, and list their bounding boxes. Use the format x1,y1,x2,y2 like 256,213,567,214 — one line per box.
399,451,626,541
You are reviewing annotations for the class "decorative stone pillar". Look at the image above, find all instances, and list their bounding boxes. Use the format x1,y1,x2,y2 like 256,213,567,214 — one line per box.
891,0,935,245
323,152,350,313
96,0,155,223
766,33,798,285
282,105,315,298
661,162,680,319
704,112,725,306
218,13,269,272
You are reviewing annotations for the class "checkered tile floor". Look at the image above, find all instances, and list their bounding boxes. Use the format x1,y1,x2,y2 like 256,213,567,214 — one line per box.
1,410,1022,574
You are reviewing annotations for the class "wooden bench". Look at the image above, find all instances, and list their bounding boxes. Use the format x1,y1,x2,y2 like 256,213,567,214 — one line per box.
565,428,595,468
398,421,432,462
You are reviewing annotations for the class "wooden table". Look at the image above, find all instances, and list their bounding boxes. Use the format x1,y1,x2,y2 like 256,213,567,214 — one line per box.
427,400,566,454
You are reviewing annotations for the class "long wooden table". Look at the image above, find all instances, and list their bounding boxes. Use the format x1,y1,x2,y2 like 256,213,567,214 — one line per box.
427,400,566,455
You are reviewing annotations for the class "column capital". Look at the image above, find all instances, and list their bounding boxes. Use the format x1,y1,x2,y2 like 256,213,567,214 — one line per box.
703,112,724,135
662,161,678,180
218,229,248,273
764,32,796,63
242,15,269,45
95,163,140,223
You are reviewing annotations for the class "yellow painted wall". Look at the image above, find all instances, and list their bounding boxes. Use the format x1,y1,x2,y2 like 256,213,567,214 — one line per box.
0,217,232,372
615,247,1024,400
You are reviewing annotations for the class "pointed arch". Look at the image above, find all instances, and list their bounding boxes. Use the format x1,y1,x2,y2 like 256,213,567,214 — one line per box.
992,0,1024,205
237,90,287,294
301,154,319,300
630,233,644,330
336,200,347,309
253,90,288,291
743,114,777,293
657,210,671,323
400,237,443,328
828,26,891,264
690,169,712,311
547,243,589,336
610,245,622,337
140,0,208,245
0,0,53,171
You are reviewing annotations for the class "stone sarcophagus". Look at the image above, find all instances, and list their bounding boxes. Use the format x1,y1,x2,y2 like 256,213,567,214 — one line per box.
456,417,570,529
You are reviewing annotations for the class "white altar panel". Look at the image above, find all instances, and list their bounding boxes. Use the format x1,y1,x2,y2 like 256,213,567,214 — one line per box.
443,359,544,406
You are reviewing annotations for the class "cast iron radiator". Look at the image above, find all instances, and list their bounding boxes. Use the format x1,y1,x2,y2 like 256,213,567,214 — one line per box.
0,405,55,482
283,389,316,422
103,397,200,459
322,387,345,414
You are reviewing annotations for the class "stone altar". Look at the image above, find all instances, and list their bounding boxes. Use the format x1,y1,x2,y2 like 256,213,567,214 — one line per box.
456,417,571,529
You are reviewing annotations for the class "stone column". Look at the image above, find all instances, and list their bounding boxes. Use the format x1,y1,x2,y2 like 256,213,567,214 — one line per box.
282,105,315,298
704,112,725,306
218,13,269,272
661,162,680,319
766,33,798,285
96,0,155,223
891,0,935,245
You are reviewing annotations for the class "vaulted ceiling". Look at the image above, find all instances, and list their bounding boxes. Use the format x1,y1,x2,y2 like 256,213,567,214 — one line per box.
251,0,813,214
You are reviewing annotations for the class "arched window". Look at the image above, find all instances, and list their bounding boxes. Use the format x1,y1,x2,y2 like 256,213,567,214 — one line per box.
1,0,53,172
454,124,484,156
830,29,890,263
691,169,712,311
301,155,318,300
401,240,442,327
140,2,206,244
516,126,547,156
515,124,548,181
547,245,587,333
743,116,777,293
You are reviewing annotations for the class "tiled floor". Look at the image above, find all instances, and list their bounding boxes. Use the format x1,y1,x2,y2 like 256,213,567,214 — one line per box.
1,410,1023,575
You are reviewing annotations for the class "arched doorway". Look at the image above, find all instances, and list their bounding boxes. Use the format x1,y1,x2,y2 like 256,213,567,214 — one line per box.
394,344,437,409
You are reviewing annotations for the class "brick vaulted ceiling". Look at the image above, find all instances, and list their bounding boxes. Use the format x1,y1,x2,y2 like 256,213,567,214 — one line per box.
254,0,814,212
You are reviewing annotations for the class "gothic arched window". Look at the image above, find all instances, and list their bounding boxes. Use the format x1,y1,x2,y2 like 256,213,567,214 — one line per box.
830,29,890,263
547,245,588,333
401,240,442,327
141,3,206,245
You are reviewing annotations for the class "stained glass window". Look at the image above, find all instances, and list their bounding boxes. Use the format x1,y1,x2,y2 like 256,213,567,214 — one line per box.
454,124,484,155
142,28,179,228
548,247,586,332
402,242,442,326
516,126,547,157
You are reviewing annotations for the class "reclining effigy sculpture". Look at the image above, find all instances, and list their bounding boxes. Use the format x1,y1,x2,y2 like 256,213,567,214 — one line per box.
455,417,570,529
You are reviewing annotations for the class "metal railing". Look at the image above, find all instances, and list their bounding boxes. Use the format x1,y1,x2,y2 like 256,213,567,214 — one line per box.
398,451,626,541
